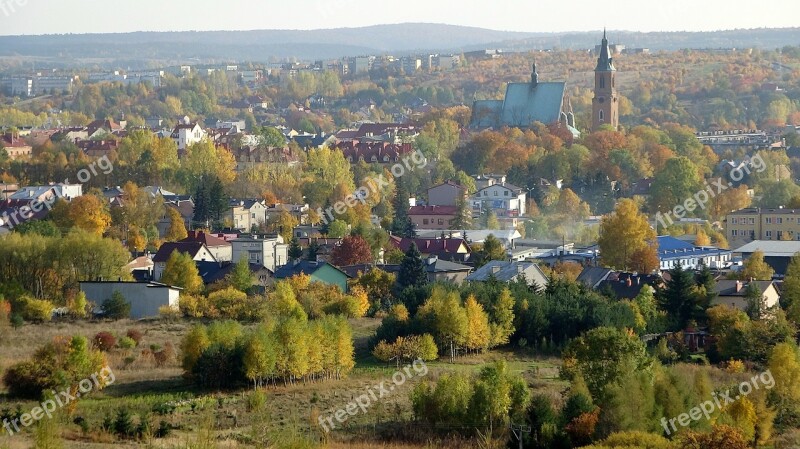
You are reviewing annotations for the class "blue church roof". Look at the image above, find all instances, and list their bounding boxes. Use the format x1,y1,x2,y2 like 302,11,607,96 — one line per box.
470,79,566,129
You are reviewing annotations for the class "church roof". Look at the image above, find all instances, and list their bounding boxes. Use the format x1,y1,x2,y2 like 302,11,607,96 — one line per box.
500,81,566,126
596,29,616,72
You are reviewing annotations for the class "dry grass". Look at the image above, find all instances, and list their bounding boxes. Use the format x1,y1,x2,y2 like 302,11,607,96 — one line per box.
0,318,562,449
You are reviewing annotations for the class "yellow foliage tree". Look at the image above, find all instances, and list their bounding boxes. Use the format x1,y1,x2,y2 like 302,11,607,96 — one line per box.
66,195,111,236
464,295,491,352
598,199,657,271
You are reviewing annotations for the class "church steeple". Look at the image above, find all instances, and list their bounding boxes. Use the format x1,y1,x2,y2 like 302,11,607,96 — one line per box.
531,59,539,87
595,27,615,72
592,29,619,131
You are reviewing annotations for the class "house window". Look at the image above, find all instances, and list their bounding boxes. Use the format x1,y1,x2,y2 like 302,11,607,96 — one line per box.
766,230,772,239
777,217,783,224
599,110,604,122
504,191,509,196
749,218,755,224
438,219,444,225
766,217,772,224
778,231,784,240
423,219,429,225
494,191,498,196
599,76,605,89
732,230,738,236
731,217,737,224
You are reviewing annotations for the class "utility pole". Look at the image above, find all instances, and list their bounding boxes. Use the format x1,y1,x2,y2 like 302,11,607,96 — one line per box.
511,423,531,449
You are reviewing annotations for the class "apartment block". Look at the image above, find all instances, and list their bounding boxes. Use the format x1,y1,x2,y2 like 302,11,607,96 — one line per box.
726,207,800,247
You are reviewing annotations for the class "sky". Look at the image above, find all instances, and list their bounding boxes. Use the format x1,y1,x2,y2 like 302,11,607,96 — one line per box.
0,0,798,36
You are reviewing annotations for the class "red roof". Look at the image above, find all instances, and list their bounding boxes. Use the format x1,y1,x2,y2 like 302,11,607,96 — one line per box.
180,231,231,248
152,242,207,263
332,140,413,162
408,205,459,215
1,134,30,148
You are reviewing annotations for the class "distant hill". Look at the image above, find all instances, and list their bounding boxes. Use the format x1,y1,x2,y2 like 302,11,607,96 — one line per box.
0,24,798,66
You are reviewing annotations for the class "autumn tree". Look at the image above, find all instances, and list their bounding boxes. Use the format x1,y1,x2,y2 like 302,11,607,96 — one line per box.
161,250,204,294
741,250,774,280
164,206,188,242
331,235,373,266
463,295,491,352
66,195,112,236
598,199,657,271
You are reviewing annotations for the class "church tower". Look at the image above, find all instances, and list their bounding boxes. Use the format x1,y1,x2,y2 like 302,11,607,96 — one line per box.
592,29,618,131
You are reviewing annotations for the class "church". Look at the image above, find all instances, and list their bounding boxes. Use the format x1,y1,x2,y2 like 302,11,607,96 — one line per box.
469,31,619,134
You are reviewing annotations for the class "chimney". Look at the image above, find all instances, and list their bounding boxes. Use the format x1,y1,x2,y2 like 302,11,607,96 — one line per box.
736,280,743,292
491,265,501,274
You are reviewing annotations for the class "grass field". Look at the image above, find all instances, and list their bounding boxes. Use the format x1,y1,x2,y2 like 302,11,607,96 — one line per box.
0,318,566,449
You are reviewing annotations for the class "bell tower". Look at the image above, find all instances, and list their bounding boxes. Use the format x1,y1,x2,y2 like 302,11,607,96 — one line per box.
592,29,618,131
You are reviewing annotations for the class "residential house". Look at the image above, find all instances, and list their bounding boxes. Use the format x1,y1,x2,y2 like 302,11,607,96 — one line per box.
273,260,350,292
228,199,267,231
79,281,180,319
408,205,458,230
266,203,310,225
427,181,468,206
196,261,271,290
125,255,154,282
1,133,32,160
466,261,549,288
179,231,232,262
472,181,526,218
595,272,663,300
152,242,217,281
170,119,206,151
713,280,780,315
231,234,288,272
86,118,126,138
388,236,471,262
341,256,473,285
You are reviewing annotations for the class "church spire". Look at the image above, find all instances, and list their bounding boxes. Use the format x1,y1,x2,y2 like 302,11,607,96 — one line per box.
596,29,615,72
531,58,538,87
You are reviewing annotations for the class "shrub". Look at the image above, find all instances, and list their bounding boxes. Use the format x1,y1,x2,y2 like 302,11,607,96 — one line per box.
93,332,117,351
247,390,267,411
125,329,143,346
118,336,136,350
101,291,130,320
19,296,54,322
10,313,23,328
113,408,134,438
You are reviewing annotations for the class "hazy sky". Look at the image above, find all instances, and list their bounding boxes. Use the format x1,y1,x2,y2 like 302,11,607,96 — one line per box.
0,0,798,36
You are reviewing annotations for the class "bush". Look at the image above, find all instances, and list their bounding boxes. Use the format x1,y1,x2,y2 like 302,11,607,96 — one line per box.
113,408,134,438
118,336,136,350
19,296,54,322
125,329,143,346
101,291,130,320
247,389,267,411
93,332,117,351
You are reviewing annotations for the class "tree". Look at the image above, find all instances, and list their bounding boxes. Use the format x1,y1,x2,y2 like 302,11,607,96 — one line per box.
472,234,507,268
598,199,657,271
66,195,112,236
783,253,800,323
695,229,711,246
657,265,699,330
288,237,303,261
164,207,188,242
741,250,774,280
180,325,210,372
767,341,800,427
161,250,204,294
418,287,468,362
306,239,320,261
192,175,228,227
331,235,373,266
67,291,88,318
326,219,348,238
398,243,428,289
744,282,766,320
561,327,651,402
101,291,131,320
391,179,415,238
464,295,491,352
649,156,702,214
226,257,254,293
